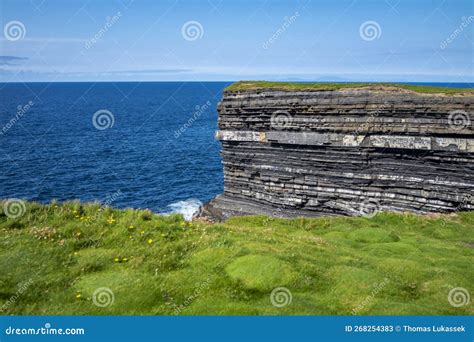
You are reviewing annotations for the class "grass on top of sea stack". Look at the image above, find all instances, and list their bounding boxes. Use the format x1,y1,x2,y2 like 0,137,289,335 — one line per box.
225,81,474,95
0,200,473,315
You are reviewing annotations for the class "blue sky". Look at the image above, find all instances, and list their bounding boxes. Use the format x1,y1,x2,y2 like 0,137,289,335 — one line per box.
0,0,472,82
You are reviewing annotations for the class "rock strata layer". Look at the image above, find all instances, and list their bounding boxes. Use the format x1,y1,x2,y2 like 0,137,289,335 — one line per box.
204,85,474,220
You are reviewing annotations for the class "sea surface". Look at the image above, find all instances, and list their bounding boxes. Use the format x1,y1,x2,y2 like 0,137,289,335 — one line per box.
0,82,472,217
0,82,229,216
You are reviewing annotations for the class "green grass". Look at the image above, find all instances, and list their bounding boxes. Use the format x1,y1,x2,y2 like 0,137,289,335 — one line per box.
225,81,474,94
0,200,473,315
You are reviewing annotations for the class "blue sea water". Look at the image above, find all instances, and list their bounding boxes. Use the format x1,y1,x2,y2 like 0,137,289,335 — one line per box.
0,81,472,215
0,82,229,215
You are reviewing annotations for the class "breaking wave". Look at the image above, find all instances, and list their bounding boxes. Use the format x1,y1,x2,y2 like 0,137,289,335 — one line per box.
167,198,203,221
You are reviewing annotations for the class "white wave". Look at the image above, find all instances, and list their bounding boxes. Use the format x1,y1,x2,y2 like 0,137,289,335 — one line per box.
167,198,203,221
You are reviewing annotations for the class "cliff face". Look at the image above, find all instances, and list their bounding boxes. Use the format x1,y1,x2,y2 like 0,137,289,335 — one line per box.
205,83,474,220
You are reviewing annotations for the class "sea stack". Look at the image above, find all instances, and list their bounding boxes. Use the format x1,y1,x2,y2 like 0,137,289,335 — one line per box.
204,81,474,220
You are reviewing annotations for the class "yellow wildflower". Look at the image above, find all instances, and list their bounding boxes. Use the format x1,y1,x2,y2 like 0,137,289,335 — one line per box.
147,239,153,244
76,293,82,299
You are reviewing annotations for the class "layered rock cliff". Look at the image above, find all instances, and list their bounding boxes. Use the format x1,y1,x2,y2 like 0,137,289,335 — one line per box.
204,82,474,220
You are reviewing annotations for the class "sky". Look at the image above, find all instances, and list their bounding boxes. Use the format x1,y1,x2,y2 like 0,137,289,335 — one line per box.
0,0,473,82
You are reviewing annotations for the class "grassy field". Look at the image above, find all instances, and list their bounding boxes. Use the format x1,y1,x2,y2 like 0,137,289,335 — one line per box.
225,81,474,94
0,200,472,315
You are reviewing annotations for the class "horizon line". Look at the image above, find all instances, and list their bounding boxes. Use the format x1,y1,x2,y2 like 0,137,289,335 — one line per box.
0,80,473,85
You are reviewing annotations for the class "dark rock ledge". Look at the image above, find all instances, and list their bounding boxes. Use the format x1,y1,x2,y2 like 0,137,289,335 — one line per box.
203,83,474,221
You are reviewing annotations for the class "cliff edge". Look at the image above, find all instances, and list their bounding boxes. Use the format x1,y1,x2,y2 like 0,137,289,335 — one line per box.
204,81,474,220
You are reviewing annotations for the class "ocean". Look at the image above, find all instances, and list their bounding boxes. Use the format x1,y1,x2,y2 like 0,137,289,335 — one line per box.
0,82,229,217
0,81,471,217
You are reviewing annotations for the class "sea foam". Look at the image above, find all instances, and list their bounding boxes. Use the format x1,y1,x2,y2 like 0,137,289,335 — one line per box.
167,198,203,221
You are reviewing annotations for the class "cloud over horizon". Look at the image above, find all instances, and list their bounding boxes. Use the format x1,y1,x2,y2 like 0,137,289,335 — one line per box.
0,55,29,66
